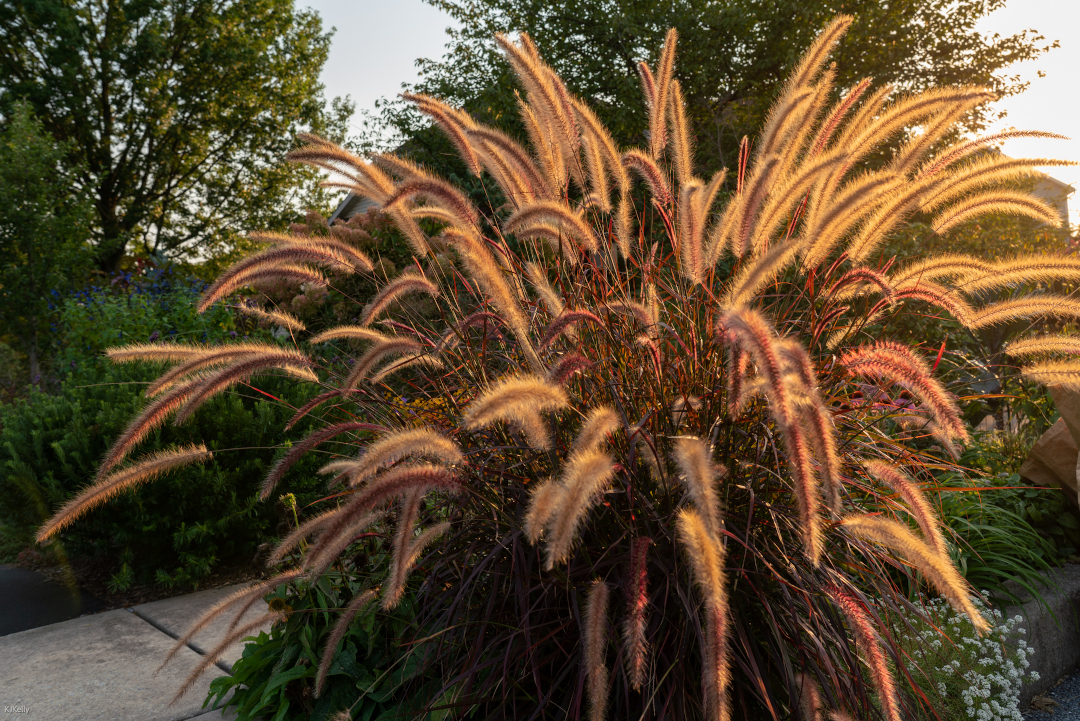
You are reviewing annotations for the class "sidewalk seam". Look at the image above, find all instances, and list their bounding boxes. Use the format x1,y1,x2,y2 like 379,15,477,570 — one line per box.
127,607,234,674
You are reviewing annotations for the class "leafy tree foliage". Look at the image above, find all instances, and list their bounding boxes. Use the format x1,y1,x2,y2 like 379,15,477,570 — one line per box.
0,102,93,381
376,0,1054,178
0,0,353,271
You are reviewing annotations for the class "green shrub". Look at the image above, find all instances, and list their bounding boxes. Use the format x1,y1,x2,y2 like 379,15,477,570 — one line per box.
0,271,326,589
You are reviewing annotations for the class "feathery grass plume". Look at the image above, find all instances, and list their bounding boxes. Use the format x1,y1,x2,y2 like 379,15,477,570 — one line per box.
197,264,327,313
808,77,871,156
891,103,984,178
584,580,612,721
957,255,1080,295
677,508,731,721
505,200,599,253
247,231,376,271
572,406,621,454
842,515,989,633
829,88,995,191
495,33,582,188
525,262,566,321
544,448,617,569
309,326,393,345
95,376,205,477
921,130,1070,177
539,309,603,351
678,180,705,283
605,300,657,337
888,282,975,327
1020,361,1080,391
105,342,208,364
921,157,1075,213
198,243,352,311
38,445,210,541
403,92,482,175
800,172,900,268
623,537,651,691
342,337,426,388
720,307,793,427
1005,334,1080,357
647,28,677,159
344,427,463,486
172,351,317,424
827,267,895,303
581,135,612,211
862,460,947,556
637,60,656,108
309,463,462,568
515,223,582,264
261,421,388,500
840,343,967,443
887,253,992,289
440,227,540,371
968,296,1080,329
548,352,595,385
668,79,694,185
774,69,836,175
674,437,722,536
571,96,628,194
474,137,536,208
827,586,901,721
470,125,553,198
461,374,569,436
844,175,945,262
233,304,306,333
524,477,564,542
382,175,480,231
142,342,309,398
172,610,287,703
622,149,673,207
384,489,423,609
518,94,566,192
932,189,1060,235
797,673,823,721
368,354,446,386
360,274,440,326
746,151,845,255
779,418,824,564
712,155,780,259
315,588,378,698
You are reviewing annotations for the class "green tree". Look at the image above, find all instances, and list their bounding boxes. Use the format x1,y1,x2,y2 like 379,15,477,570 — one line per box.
0,102,93,382
375,0,1054,178
0,0,352,271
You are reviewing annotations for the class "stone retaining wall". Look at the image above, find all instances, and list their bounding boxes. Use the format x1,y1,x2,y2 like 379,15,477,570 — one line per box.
1006,563,1080,706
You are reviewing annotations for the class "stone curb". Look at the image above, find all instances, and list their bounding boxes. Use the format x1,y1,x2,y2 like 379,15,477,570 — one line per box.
1006,563,1080,706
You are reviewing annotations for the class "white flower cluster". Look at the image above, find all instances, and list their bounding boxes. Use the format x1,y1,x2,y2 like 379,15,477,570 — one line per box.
906,596,1039,721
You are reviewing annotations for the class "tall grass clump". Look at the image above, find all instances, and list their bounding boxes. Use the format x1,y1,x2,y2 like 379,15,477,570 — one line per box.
40,17,1079,720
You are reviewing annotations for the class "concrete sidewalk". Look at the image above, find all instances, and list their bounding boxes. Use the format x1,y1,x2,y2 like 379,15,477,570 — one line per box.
0,584,269,720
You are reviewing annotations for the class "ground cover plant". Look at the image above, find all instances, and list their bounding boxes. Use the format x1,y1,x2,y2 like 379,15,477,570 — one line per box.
39,17,1080,720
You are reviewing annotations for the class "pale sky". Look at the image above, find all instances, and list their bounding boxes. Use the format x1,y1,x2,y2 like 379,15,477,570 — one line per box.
305,0,1080,227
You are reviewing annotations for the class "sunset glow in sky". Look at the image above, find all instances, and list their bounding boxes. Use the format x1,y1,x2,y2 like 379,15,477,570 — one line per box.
305,0,1079,227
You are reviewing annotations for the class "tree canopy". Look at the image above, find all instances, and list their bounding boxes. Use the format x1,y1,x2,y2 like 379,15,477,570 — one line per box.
0,0,352,271
377,0,1054,179
0,102,93,381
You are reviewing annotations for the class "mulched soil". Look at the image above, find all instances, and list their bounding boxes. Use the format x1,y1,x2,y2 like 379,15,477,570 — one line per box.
18,551,265,611
1025,669,1080,721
